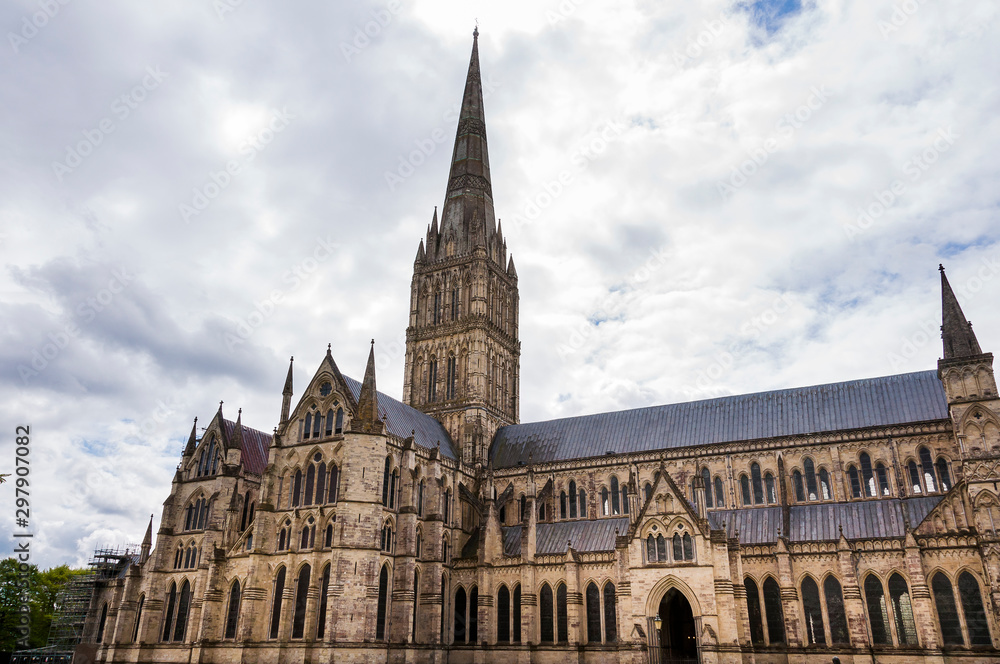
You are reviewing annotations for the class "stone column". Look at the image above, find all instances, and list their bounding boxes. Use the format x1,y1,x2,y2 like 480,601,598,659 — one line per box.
903,532,939,649
835,531,869,648
774,537,802,646
565,545,582,646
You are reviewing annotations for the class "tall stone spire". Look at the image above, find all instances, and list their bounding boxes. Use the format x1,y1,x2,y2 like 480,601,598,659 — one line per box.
280,356,294,424
140,514,153,564
940,264,983,359
432,27,497,261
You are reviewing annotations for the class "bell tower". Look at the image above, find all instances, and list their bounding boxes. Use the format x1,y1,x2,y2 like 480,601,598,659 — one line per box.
402,29,520,467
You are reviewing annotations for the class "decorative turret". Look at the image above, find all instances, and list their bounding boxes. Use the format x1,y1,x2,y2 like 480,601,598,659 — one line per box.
351,341,384,434
937,265,996,405
183,417,198,457
280,356,293,424
139,515,153,564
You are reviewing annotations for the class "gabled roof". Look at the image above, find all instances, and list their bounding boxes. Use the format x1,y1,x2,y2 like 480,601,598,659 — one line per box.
343,375,456,459
221,418,270,475
707,496,943,544
490,371,949,467
501,517,629,556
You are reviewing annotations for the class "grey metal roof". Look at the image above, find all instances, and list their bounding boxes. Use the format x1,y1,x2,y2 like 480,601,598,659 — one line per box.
344,376,456,459
501,517,629,556
707,496,944,544
490,371,948,467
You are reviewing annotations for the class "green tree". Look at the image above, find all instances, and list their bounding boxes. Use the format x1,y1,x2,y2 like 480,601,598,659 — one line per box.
0,559,89,652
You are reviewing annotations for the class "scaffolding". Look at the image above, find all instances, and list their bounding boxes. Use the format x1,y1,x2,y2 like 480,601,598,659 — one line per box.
11,545,138,664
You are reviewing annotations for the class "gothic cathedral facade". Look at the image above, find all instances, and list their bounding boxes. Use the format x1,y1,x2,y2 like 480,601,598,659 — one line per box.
84,31,1000,664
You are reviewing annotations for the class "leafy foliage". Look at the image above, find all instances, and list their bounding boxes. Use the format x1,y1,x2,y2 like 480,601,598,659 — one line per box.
0,559,89,651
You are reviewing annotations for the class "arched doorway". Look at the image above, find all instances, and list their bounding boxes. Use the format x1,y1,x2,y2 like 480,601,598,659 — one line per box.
658,588,697,663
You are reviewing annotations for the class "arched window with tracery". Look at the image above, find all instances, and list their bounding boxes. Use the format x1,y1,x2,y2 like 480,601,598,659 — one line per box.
740,475,752,506
291,564,310,639
610,476,621,514
888,573,917,645
498,585,511,643
959,571,992,646
173,580,191,642
556,582,568,642
764,472,776,504
540,584,554,643
225,580,241,639
744,578,765,645
864,574,889,644
376,564,390,640
932,572,963,645
269,567,285,639
762,577,785,644
569,480,578,518
860,452,875,497
317,564,330,640
701,468,713,508
751,463,764,504
715,476,726,507
804,458,818,500
801,576,825,645
920,446,937,492
824,576,850,644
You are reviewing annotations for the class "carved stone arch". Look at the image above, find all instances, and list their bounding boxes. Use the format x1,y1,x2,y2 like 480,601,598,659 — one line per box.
639,518,668,539
644,575,703,618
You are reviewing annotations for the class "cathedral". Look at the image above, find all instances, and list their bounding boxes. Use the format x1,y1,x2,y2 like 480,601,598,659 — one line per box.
79,30,1000,664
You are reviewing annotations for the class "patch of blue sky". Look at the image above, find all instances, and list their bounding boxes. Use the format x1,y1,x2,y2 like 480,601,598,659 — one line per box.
739,0,802,35
940,238,992,258
80,438,111,456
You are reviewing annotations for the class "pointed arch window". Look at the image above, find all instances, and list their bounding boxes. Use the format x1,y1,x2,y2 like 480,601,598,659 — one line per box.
97,602,108,643
824,576,850,644
864,575,889,644
173,580,191,642
317,564,330,640
603,582,617,642
601,487,609,516
888,573,917,645
876,463,890,496
792,470,805,502
744,577,765,645
819,469,831,500
497,585,511,643
764,472,776,504
132,594,144,642
621,483,629,514
559,491,567,519
376,564,389,640
848,465,862,498
328,464,339,503
908,460,922,494
801,576,826,645
304,464,315,506
762,577,785,644
433,291,441,325
959,572,992,646
291,564,310,639
411,569,419,643
225,580,241,639
672,533,682,560
556,582,568,642
269,567,285,639
382,457,391,506
418,480,424,516
161,582,177,642
751,463,764,504
324,523,333,547
303,413,312,440
540,584,554,643
701,468,713,508
610,476,621,514
586,582,601,643
335,408,344,434
569,480,578,518
860,452,875,497
316,461,326,504
804,458,818,500
389,470,399,509
446,355,457,400
936,458,952,492
519,494,526,521
715,476,726,507
469,586,479,643
451,286,459,320
919,446,937,492
740,475,752,506
932,572,963,645
325,409,334,436
644,482,653,504
682,533,693,560
646,534,655,562
427,359,438,402
454,587,467,643
578,488,587,517
292,470,302,507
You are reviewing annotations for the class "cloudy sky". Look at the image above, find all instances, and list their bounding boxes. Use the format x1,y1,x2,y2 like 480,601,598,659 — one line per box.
2,0,998,567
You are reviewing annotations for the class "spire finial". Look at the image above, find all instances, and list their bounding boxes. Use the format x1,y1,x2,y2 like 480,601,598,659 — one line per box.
474,20,479,38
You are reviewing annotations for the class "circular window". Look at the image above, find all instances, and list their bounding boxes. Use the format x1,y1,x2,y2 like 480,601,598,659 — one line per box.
320,382,332,397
